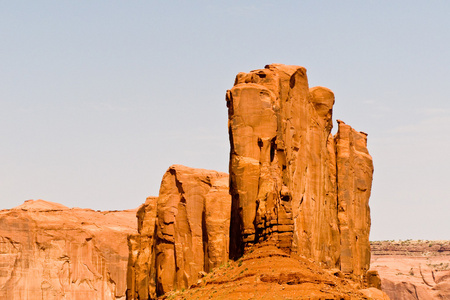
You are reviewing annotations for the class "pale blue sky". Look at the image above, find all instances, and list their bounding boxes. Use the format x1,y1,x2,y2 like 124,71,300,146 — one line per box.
1,1,449,240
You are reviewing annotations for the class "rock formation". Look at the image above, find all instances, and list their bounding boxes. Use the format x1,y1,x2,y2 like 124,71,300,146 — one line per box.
127,165,231,299
164,242,390,300
336,120,373,276
3,64,380,299
0,199,137,300
126,64,377,298
227,64,374,279
371,240,450,300
127,197,158,300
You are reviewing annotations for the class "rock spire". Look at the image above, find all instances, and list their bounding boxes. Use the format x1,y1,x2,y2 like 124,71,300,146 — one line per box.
227,64,374,278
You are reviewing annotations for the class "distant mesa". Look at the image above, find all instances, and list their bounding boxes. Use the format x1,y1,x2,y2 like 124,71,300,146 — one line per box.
13,199,69,210
0,199,137,299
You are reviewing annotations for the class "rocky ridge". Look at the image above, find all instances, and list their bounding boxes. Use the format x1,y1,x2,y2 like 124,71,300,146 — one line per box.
0,200,137,300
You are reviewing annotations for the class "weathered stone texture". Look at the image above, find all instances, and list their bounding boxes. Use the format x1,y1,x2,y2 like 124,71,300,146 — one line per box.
126,165,231,299
227,64,374,278
127,197,158,300
0,200,137,300
127,64,375,298
335,120,374,276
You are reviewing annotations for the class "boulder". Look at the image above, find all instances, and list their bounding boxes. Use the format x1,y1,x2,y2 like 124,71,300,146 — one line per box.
360,287,391,300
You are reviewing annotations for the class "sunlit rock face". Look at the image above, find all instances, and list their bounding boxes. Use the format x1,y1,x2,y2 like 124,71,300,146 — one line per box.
127,196,158,300
126,64,375,299
226,64,374,278
126,165,231,299
0,200,137,300
335,120,374,276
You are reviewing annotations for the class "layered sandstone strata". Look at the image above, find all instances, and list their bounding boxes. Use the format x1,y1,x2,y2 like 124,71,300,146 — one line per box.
127,165,231,299
371,240,450,300
0,200,137,300
227,64,374,278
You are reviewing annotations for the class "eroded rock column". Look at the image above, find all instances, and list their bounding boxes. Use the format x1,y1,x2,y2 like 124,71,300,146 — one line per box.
127,196,158,300
227,64,374,278
335,120,374,277
227,64,340,264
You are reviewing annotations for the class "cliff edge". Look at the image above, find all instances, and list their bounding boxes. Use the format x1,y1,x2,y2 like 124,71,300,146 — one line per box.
0,200,137,300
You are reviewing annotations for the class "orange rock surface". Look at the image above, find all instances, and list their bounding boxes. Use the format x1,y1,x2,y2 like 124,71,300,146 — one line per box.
127,196,159,299
3,64,380,299
227,64,374,279
124,64,378,299
127,165,231,299
371,240,450,300
336,120,374,277
0,199,137,300
162,242,389,300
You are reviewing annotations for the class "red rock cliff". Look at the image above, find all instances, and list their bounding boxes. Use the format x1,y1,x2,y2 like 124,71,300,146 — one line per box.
0,200,137,300
227,64,374,278
126,165,231,299
126,64,376,299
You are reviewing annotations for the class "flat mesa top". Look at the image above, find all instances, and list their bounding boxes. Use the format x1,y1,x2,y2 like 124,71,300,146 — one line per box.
13,199,69,211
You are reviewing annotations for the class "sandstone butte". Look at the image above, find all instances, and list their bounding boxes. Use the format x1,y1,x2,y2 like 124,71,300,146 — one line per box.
0,199,137,300
227,64,373,277
126,64,390,299
2,65,447,300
